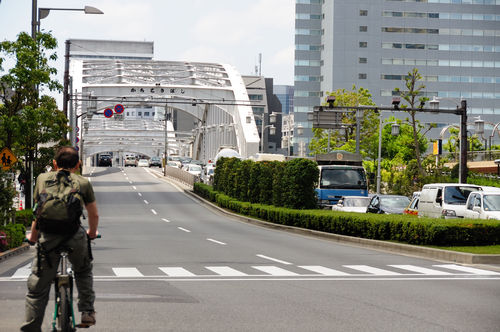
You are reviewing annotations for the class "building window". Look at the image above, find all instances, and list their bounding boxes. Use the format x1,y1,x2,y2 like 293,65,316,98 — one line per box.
359,26,368,32
359,41,367,48
144,112,150,116
360,10,368,16
359,57,367,64
138,112,142,116
359,73,367,79
249,94,263,101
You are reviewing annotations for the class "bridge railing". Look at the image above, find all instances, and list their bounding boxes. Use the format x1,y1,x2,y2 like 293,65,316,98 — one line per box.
164,166,200,188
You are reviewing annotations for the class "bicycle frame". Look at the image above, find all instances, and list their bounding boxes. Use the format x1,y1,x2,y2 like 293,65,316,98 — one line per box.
51,250,76,332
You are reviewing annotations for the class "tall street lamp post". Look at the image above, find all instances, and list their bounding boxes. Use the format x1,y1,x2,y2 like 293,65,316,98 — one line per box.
376,114,400,194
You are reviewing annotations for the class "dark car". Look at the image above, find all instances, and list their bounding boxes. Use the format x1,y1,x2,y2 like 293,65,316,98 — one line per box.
98,154,112,167
149,156,162,167
366,194,410,215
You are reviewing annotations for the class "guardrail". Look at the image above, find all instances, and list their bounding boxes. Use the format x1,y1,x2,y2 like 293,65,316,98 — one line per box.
164,166,199,187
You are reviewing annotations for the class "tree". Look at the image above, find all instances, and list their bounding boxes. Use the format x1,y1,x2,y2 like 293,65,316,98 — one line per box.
0,32,68,209
394,68,429,179
309,86,379,159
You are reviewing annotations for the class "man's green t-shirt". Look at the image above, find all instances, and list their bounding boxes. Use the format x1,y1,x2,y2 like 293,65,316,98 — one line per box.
34,170,96,207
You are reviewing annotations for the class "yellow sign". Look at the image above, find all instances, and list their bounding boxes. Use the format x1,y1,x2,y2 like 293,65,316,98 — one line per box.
1,147,17,170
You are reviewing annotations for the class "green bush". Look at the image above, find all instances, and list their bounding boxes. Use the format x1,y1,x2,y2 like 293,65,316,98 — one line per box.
193,184,500,246
15,209,34,228
0,223,26,251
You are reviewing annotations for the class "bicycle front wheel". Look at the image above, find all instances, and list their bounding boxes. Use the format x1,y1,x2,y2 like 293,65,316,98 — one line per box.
57,285,73,332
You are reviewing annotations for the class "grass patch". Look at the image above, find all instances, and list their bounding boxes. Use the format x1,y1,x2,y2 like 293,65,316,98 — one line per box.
426,245,500,255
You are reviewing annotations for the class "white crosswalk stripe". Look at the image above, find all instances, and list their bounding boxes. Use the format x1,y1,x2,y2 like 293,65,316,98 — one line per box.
298,265,350,276
6,263,500,280
10,263,31,279
389,265,453,275
252,266,299,276
433,264,500,275
205,266,248,276
343,265,402,275
112,268,143,277
159,267,196,277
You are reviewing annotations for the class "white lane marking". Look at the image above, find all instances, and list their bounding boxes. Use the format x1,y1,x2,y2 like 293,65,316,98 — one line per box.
206,266,248,276
389,265,452,275
178,227,191,233
112,268,143,277
151,209,157,215
11,263,31,279
298,265,350,276
144,200,149,204
129,181,132,184
252,266,299,276
344,265,401,275
132,186,137,190
256,254,292,265
207,238,226,245
159,267,195,277
162,218,170,223
434,264,500,275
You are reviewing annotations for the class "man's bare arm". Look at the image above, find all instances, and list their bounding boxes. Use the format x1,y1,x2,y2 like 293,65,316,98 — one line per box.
85,201,99,239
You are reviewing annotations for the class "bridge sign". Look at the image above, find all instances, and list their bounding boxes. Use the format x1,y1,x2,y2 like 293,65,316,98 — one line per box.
1,147,17,170
104,108,113,118
114,104,125,114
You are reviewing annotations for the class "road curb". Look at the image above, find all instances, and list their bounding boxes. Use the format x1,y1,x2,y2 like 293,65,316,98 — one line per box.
0,243,30,263
185,189,500,267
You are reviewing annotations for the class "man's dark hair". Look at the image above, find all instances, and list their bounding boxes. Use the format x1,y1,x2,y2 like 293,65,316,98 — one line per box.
55,147,79,169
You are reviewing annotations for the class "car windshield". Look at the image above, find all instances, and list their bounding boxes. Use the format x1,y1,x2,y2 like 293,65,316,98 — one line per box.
344,197,371,207
190,165,202,171
483,195,500,211
444,186,480,205
380,196,410,209
151,157,160,161
320,168,366,189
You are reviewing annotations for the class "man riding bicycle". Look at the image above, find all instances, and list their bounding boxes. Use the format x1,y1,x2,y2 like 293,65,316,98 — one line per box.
21,147,99,331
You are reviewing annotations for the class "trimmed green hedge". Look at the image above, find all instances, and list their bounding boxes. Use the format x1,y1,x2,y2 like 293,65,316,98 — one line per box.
15,209,34,228
194,183,500,246
214,157,319,209
0,223,26,251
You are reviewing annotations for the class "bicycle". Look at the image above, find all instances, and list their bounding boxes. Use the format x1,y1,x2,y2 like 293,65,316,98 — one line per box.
50,234,100,332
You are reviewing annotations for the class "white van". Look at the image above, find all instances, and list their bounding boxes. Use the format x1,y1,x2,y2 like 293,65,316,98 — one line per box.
418,183,482,218
463,191,500,220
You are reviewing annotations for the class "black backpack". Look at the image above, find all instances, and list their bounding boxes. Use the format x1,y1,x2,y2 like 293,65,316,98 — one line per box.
34,171,83,235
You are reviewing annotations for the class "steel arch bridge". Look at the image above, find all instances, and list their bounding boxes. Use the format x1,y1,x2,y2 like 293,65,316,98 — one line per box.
71,60,260,165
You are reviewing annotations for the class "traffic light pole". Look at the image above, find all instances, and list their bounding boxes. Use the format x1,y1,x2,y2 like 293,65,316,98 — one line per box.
310,102,468,184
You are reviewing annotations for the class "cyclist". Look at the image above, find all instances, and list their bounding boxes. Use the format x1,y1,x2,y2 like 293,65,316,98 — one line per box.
21,147,99,331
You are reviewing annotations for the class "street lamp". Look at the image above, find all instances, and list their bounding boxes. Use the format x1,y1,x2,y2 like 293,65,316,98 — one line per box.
376,114,400,194
247,113,277,153
428,96,468,183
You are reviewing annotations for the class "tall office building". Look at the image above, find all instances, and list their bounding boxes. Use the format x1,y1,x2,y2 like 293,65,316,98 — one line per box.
295,0,500,152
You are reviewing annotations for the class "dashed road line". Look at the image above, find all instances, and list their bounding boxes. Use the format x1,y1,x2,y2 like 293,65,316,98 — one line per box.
256,254,293,265
144,200,149,204
151,209,157,215
178,227,191,233
207,238,227,245
162,218,170,223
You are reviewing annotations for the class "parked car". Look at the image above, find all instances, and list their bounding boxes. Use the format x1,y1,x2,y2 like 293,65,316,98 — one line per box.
332,196,371,213
418,183,482,219
184,164,202,178
366,194,410,215
201,166,215,184
463,191,500,220
149,156,162,167
124,156,137,167
404,194,420,216
167,161,180,168
137,159,149,167
98,154,112,167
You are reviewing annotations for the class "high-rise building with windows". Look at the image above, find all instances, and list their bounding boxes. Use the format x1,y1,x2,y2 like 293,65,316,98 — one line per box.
295,0,500,152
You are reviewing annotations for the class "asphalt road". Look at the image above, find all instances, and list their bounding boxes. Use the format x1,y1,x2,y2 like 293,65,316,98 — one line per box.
1,166,500,331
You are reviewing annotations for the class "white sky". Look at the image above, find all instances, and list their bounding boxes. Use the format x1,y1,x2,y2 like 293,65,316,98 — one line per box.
0,0,295,106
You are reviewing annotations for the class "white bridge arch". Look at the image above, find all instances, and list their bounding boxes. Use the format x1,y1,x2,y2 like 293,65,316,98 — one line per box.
71,60,260,165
